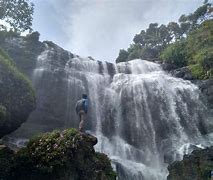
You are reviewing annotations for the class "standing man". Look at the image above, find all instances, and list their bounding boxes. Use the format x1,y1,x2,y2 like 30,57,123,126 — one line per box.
75,94,88,132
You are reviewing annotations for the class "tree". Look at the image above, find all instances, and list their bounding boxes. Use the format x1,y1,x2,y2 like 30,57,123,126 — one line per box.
116,49,129,63
133,30,146,45
158,24,171,46
0,0,34,32
178,2,212,33
160,40,187,68
115,2,213,66
167,22,182,40
145,23,159,47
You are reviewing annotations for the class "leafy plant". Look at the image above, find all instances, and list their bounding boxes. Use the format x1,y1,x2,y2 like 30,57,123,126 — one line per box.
160,40,187,68
0,0,34,32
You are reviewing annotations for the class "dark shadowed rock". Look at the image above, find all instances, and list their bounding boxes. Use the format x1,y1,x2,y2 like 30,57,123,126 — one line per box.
170,67,194,80
161,62,178,71
0,145,14,178
167,146,213,180
195,79,213,109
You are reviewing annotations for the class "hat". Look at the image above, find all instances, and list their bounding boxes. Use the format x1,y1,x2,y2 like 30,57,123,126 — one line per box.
82,94,87,99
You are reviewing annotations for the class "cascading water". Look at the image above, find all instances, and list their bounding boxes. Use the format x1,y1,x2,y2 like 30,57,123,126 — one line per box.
10,44,213,180
95,60,212,180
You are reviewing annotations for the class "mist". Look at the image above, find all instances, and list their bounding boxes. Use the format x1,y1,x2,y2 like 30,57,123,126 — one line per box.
32,0,203,62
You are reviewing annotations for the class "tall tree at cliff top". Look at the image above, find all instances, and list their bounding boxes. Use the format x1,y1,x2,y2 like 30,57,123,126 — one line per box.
0,0,34,32
178,0,212,33
116,1,212,63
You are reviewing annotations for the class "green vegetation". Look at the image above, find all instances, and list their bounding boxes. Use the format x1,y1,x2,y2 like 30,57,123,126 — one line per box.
0,48,36,137
0,48,35,96
116,2,213,80
0,128,116,180
0,0,34,32
161,20,213,79
160,40,187,68
116,49,129,63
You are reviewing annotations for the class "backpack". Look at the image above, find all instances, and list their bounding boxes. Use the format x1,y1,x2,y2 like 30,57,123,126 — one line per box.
76,99,88,113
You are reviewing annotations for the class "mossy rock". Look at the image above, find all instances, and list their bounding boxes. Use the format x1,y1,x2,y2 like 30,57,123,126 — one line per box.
167,146,213,180
0,49,36,137
1,128,116,180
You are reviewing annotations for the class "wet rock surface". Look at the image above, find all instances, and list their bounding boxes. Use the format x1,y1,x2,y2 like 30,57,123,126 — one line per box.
167,146,213,180
195,79,213,110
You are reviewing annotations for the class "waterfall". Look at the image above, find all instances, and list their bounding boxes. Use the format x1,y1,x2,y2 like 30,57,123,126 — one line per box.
94,60,212,179
10,45,213,180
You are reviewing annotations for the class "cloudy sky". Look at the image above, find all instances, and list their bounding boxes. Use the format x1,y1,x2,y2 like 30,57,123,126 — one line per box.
31,0,206,62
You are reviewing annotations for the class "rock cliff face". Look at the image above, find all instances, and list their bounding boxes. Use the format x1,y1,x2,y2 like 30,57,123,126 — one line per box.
196,79,213,110
0,33,73,136
0,128,116,180
0,49,36,138
167,146,213,180
0,32,45,77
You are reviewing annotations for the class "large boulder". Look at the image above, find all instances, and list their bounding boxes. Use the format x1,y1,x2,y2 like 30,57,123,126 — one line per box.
0,128,116,180
167,146,213,180
0,49,36,138
170,67,194,80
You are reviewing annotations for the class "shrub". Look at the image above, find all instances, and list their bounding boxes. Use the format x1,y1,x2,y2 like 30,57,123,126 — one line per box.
116,49,129,63
188,64,205,79
160,40,187,68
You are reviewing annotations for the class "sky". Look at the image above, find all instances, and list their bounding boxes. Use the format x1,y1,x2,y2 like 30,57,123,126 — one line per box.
31,0,207,63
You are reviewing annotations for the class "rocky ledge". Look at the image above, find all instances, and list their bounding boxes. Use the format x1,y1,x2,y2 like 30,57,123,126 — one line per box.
167,146,213,180
0,128,116,180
